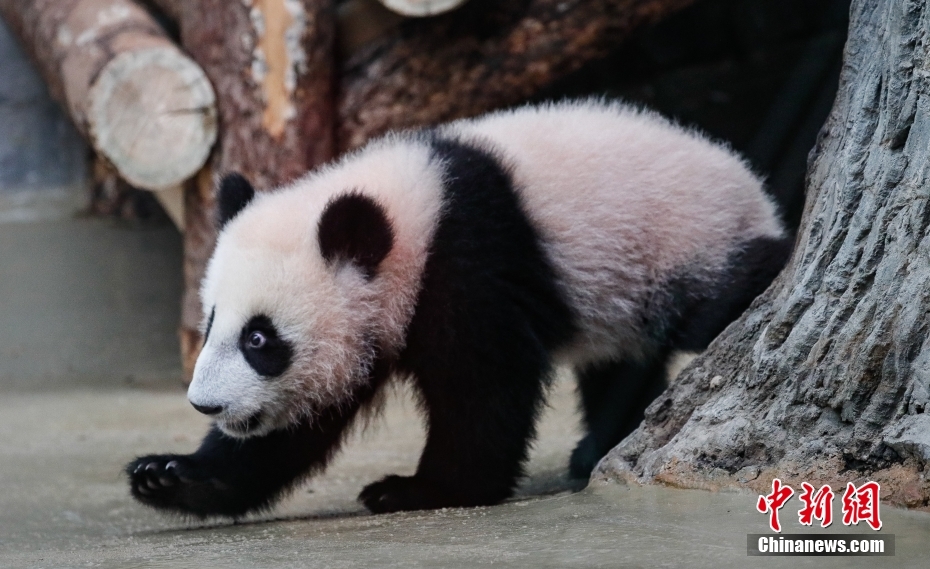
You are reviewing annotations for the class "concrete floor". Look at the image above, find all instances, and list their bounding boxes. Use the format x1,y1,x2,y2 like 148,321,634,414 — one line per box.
1,218,927,568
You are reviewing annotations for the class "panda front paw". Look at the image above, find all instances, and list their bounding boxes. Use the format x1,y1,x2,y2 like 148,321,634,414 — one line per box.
126,454,217,517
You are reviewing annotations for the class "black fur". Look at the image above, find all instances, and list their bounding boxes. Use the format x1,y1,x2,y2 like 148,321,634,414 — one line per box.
360,135,576,513
569,357,668,478
217,173,256,229
568,233,793,478
203,306,216,342
318,192,394,279
239,314,293,378
126,365,388,519
672,236,793,351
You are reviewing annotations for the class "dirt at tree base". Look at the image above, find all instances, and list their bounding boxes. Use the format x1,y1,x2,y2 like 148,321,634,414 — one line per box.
596,454,930,512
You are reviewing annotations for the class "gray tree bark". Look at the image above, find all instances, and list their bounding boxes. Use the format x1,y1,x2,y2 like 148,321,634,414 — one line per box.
596,0,930,511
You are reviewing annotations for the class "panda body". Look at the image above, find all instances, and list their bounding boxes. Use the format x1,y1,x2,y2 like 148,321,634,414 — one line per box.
128,101,790,517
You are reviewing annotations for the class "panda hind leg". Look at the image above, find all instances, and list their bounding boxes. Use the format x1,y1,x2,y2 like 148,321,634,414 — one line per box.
569,356,668,479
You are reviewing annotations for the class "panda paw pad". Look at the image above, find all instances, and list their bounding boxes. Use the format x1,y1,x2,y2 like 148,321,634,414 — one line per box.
126,455,199,507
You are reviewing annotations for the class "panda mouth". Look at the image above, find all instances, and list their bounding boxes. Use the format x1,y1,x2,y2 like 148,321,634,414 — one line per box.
225,410,264,436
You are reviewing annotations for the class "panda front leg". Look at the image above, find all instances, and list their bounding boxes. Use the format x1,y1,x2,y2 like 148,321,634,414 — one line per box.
127,393,367,519
360,341,551,513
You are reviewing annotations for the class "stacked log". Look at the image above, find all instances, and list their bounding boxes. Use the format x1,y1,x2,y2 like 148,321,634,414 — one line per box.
0,0,217,191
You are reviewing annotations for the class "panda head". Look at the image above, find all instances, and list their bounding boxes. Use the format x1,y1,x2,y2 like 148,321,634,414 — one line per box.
187,172,395,438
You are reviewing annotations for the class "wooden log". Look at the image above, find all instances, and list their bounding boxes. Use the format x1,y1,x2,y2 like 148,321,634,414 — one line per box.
377,0,469,17
176,0,337,380
337,0,404,58
0,0,217,191
338,0,697,151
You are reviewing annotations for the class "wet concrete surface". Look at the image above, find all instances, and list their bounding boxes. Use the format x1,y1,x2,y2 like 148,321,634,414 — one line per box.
1,218,927,568
1,380,928,569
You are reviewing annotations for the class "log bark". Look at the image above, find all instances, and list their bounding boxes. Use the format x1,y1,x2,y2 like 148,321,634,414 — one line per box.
176,0,337,380
596,0,930,511
337,0,697,151
0,0,216,190
337,0,404,58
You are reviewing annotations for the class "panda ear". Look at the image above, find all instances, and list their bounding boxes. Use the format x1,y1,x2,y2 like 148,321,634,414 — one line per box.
318,192,394,278
216,172,255,229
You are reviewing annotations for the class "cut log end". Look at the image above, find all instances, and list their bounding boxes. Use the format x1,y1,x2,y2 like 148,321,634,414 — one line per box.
88,47,217,191
377,0,468,17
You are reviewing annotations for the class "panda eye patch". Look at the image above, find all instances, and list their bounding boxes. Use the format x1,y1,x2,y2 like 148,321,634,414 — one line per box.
238,315,293,378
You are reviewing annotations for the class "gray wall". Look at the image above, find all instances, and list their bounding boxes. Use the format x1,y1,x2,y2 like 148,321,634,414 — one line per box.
0,19,183,386
0,18,88,222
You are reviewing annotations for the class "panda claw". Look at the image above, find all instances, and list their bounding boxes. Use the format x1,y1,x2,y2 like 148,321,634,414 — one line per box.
137,484,152,495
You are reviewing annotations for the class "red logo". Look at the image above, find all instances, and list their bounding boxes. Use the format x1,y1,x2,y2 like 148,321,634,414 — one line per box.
798,482,834,528
757,478,794,532
842,481,882,531
756,479,882,532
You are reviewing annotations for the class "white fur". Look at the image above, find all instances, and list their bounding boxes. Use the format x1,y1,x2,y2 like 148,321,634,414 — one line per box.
665,350,700,384
191,100,784,437
190,136,444,437
444,101,783,364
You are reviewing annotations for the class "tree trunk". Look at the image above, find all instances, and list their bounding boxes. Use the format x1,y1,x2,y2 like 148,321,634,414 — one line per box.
176,0,337,380
337,0,696,151
596,0,930,511
0,0,216,190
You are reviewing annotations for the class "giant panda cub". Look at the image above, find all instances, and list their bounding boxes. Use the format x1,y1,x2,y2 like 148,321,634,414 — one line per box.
127,100,791,517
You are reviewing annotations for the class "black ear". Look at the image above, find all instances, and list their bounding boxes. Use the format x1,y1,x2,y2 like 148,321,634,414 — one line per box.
217,172,255,229
318,192,394,278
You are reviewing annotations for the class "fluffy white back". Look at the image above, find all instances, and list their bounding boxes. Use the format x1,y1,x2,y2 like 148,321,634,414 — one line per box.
445,101,784,364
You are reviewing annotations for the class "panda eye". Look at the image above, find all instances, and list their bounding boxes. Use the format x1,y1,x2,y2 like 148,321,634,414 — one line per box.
247,331,267,349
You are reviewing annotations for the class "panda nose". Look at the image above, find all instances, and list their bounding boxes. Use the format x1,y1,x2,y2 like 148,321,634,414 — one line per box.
191,402,224,416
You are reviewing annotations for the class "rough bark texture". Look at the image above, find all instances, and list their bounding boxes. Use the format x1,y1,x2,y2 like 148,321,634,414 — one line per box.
596,0,930,511
337,0,696,151
177,0,337,379
0,0,216,190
